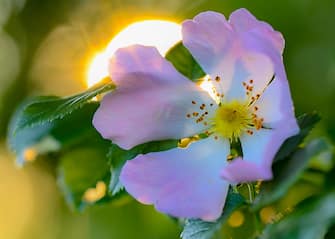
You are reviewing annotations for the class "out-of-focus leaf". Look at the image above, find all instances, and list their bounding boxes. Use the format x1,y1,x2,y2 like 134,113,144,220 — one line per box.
252,139,328,211
108,140,178,195
8,102,100,166
109,164,124,196
12,78,115,133
259,191,335,239
165,42,205,81
181,190,245,239
274,113,320,162
57,147,110,211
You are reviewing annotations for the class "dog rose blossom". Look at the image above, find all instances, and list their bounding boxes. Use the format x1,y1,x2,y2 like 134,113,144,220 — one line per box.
93,8,299,221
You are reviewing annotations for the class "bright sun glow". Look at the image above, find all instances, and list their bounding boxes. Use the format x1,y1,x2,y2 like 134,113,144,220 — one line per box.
87,20,182,87
200,75,221,103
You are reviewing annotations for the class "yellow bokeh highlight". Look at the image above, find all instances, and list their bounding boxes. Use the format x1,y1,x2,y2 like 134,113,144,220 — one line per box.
260,207,277,224
83,181,107,203
228,210,245,228
23,147,38,162
87,20,182,87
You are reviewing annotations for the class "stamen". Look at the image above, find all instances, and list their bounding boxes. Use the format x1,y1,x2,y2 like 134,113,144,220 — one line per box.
213,101,252,140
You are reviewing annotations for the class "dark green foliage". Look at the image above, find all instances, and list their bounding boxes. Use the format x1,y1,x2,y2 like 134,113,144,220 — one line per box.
57,147,111,211
165,42,206,81
259,191,335,239
274,113,321,162
8,102,102,165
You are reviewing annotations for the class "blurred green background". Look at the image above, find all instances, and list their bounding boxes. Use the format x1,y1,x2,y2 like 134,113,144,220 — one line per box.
0,0,334,238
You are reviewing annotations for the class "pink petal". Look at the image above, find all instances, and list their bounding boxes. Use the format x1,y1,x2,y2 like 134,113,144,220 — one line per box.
235,80,299,182
223,51,274,101
221,157,272,183
222,120,299,183
229,8,284,54
109,44,188,86
182,9,284,102
93,45,216,149
254,66,298,125
182,11,232,77
120,137,230,221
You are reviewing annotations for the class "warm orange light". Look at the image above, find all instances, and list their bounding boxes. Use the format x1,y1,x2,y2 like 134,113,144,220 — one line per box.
87,20,182,87
23,148,37,162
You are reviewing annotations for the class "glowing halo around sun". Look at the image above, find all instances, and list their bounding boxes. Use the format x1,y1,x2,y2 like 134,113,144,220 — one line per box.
86,20,182,87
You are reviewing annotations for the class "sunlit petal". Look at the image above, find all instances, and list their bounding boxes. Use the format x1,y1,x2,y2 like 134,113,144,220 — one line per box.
120,137,230,221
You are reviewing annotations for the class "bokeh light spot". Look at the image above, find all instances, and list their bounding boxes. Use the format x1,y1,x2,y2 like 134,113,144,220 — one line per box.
260,207,277,224
228,210,245,227
83,181,107,203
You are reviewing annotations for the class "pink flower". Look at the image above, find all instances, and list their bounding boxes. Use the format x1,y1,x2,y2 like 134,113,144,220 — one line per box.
93,9,299,221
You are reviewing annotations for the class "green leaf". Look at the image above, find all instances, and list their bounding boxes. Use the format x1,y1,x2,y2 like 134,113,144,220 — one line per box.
109,164,124,196
108,140,179,195
165,42,206,81
259,191,335,239
181,190,245,239
12,78,115,134
57,147,110,211
274,112,320,162
8,102,101,166
252,139,329,211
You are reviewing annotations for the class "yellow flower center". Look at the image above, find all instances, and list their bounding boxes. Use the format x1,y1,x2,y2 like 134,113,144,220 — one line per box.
213,101,252,141
185,76,266,142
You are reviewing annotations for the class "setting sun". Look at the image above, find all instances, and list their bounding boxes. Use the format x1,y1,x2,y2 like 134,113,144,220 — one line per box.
86,20,182,87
